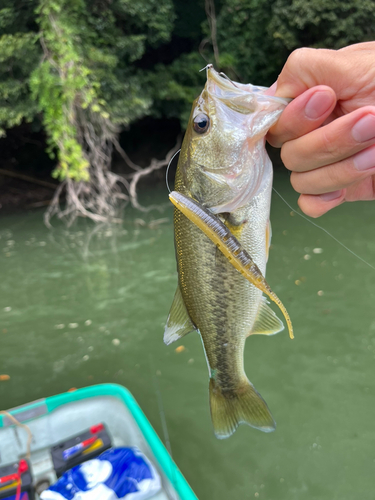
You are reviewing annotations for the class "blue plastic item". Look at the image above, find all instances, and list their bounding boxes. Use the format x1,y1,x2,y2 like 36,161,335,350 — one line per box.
2,495,29,500
4,491,30,500
41,447,161,500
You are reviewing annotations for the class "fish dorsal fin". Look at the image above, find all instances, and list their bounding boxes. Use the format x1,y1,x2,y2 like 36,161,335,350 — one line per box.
164,286,196,345
250,297,284,336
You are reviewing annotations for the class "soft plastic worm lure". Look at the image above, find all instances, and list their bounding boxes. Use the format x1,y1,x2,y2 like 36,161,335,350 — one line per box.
169,190,294,340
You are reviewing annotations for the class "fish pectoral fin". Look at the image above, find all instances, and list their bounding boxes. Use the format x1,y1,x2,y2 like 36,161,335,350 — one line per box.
250,297,284,336
209,378,276,439
164,286,196,345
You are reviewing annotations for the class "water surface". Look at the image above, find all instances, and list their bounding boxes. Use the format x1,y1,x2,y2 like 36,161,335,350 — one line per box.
1,172,375,500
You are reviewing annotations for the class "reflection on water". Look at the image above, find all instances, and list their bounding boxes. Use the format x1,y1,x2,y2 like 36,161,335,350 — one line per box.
1,173,375,500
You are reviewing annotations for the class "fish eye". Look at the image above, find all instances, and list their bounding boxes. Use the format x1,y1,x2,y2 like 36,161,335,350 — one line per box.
193,113,210,134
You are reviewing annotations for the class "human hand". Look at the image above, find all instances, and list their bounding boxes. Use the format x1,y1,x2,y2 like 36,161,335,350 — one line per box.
267,42,375,217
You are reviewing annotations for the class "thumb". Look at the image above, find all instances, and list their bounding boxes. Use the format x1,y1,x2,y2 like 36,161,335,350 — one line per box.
274,47,347,99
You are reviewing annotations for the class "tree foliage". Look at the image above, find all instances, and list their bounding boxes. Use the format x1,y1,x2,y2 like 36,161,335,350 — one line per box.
0,0,39,135
270,0,375,51
1,0,174,181
1,0,375,181
215,0,375,86
215,0,281,85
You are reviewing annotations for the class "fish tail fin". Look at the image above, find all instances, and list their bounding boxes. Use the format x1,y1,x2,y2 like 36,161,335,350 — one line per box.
209,378,276,439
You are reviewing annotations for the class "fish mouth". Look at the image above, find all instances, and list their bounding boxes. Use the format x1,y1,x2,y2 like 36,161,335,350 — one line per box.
206,65,241,92
205,65,290,109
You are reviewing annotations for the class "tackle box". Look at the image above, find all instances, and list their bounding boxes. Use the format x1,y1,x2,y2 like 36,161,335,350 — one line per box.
0,459,34,500
50,423,111,477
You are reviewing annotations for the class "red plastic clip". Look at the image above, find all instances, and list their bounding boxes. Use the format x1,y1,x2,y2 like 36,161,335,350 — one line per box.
0,473,18,485
90,423,104,434
81,436,97,448
18,460,28,475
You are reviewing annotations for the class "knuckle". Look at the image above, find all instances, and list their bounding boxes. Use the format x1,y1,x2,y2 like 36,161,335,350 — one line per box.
321,160,360,192
285,47,333,71
280,144,293,171
290,172,303,193
266,132,282,148
324,165,342,188
320,128,340,159
298,195,325,218
286,48,314,69
280,121,298,142
358,105,375,116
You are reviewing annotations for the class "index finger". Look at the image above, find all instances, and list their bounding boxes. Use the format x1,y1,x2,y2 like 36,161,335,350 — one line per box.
267,85,336,148
274,47,349,99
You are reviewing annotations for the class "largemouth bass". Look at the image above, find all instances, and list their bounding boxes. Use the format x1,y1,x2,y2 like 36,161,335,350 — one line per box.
164,66,290,439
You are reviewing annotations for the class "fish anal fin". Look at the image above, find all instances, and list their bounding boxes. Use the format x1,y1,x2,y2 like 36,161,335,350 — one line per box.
209,378,276,439
164,286,195,345
250,297,284,336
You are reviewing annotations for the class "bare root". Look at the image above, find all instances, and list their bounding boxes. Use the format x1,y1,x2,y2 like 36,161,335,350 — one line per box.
45,108,128,227
45,107,180,226
128,137,180,212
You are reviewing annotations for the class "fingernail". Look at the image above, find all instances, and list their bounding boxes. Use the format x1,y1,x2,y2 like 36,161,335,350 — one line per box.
352,114,375,142
353,145,375,171
319,190,343,202
266,82,277,96
305,91,334,119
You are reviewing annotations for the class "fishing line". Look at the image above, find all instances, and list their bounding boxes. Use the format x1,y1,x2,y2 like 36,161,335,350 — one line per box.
165,149,180,194
219,71,239,89
149,354,178,500
0,411,33,459
272,187,375,272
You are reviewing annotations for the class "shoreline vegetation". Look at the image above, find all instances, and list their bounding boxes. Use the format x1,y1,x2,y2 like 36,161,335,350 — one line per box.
1,0,374,219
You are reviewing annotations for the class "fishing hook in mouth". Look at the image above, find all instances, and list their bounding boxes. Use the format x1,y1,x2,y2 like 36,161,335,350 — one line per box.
199,64,212,72
200,65,239,89
165,149,181,194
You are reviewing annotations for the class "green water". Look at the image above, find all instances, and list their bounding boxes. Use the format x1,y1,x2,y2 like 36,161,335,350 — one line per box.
1,172,375,500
